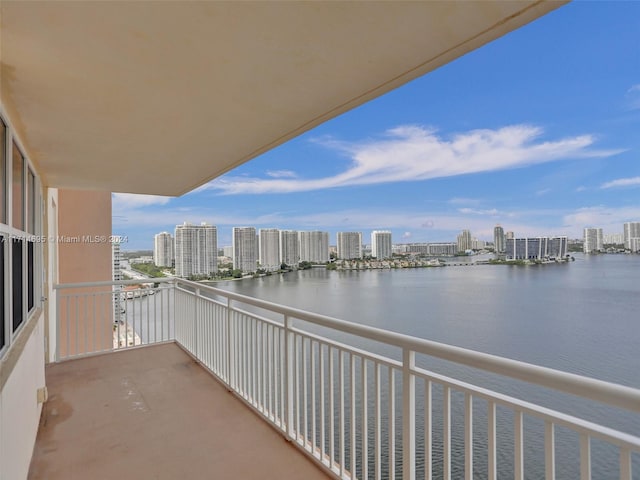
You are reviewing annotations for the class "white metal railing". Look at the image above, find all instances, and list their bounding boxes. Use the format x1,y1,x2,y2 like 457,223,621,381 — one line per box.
55,278,640,479
54,278,175,360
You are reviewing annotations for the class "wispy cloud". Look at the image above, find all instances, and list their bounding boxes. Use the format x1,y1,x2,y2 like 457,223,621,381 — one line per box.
266,170,298,179
458,207,502,216
200,125,621,195
626,84,640,110
600,176,640,189
448,197,482,206
563,205,640,231
536,188,551,196
112,193,172,209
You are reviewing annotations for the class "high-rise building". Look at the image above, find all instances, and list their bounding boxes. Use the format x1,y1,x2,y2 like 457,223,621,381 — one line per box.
279,230,300,266
583,228,603,254
506,231,515,240
603,233,623,245
337,232,362,260
233,227,258,273
371,230,392,259
505,236,568,260
259,228,280,271
154,231,174,267
456,229,472,253
623,222,640,250
471,238,486,250
174,222,218,278
494,225,505,253
299,231,329,263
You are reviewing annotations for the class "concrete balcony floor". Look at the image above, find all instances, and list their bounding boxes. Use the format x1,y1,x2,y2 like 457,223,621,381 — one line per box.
29,343,330,480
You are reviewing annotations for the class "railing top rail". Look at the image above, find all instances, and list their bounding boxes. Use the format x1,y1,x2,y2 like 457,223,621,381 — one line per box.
176,278,640,414
54,278,175,289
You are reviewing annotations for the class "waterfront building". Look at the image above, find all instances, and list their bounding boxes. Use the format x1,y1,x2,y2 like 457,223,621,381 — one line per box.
233,227,258,273
258,228,280,272
623,222,640,250
392,244,408,254
175,222,218,278
494,225,505,253
222,245,233,257
154,231,174,267
505,236,568,261
279,230,300,267
603,233,624,245
583,228,603,253
456,229,472,252
371,230,392,259
299,231,329,263
506,231,515,240
471,237,486,250
337,232,363,260
630,238,640,253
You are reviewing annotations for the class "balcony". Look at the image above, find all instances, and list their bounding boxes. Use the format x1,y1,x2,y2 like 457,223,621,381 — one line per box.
31,278,640,479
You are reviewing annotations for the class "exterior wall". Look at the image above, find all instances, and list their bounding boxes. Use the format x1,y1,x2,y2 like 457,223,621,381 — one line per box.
259,228,280,271
279,230,299,266
0,313,45,480
336,232,362,260
57,189,113,358
371,231,392,259
233,227,257,273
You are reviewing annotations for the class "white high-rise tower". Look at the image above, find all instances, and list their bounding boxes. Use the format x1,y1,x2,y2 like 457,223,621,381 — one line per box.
174,222,217,278
371,230,392,259
279,230,300,266
259,228,280,271
154,232,174,267
233,227,258,273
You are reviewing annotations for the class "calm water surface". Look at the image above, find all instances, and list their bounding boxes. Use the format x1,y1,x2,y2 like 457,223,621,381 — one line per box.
217,253,639,388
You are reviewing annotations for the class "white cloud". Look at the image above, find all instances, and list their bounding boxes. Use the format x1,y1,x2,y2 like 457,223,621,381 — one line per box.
625,84,640,110
112,193,171,209
448,197,481,206
266,170,298,178
199,125,621,195
575,186,587,192
600,176,640,189
563,206,640,232
458,207,501,216
536,188,551,196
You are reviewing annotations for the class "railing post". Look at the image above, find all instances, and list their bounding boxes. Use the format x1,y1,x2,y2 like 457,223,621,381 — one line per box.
284,315,295,439
55,286,60,362
194,287,200,359
226,297,232,388
402,348,416,480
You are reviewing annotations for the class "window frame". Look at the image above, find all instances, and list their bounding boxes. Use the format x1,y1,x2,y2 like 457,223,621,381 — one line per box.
0,108,43,359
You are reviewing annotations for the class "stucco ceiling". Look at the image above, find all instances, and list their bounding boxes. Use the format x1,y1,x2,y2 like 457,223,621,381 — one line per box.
0,1,565,196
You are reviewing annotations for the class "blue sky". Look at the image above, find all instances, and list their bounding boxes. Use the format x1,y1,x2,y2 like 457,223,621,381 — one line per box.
113,2,640,250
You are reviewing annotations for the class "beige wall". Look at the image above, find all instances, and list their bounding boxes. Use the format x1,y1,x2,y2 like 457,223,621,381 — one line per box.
57,190,113,357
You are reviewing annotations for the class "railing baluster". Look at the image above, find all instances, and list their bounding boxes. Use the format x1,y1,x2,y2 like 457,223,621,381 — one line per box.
340,350,346,477
303,337,309,447
443,385,451,480
580,434,591,480
425,380,432,480
320,343,326,464
488,401,496,480
295,335,301,441
284,315,294,439
464,393,473,480
375,362,381,480
362,358,368,480
514,410,524,480
311,340,317,456
389,366,396,480
620,447,632,480
350,353,357,478
545,421,555,480
403,349,416,480
329,347,336,471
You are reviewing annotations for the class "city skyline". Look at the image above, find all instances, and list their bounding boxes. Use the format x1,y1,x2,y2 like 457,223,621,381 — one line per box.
113,3,640,250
